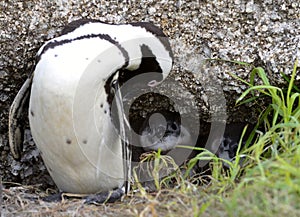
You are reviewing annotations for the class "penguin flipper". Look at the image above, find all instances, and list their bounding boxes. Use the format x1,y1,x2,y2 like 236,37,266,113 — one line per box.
84,188,124,204
8,75,33,160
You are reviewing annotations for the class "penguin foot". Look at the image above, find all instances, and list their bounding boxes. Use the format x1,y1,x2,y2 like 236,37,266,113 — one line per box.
84,188,124,204
42,192,63,202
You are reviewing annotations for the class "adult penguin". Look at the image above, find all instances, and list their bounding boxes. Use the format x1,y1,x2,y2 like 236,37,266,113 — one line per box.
9,19,177,203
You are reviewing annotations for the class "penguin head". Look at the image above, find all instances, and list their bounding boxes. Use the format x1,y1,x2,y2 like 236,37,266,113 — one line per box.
139,111,192,153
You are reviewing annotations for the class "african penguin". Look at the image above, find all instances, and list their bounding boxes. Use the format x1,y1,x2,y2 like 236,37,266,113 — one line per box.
139,111,191,153
8,19,180,199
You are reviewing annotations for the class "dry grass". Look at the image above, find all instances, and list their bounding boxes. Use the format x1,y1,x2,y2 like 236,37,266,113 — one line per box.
1,182,212,217
2,184,131,217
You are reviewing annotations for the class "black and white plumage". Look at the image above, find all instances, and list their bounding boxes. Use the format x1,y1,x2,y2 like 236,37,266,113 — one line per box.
139,111,191,153
9,19,174,196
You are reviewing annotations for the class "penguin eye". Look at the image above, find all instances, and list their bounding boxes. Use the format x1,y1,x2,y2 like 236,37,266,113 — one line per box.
170,123,178,131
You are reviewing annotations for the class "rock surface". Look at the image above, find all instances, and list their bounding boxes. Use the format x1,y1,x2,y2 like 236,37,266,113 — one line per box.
0,0,299,187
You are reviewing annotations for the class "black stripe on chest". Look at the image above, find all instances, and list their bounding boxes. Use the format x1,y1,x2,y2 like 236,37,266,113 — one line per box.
37,34,129,68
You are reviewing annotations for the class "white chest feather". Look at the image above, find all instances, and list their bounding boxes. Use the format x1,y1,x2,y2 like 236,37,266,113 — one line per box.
30,38,126,193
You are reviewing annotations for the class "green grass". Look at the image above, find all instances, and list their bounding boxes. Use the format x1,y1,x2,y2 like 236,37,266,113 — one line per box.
219,59,300,216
